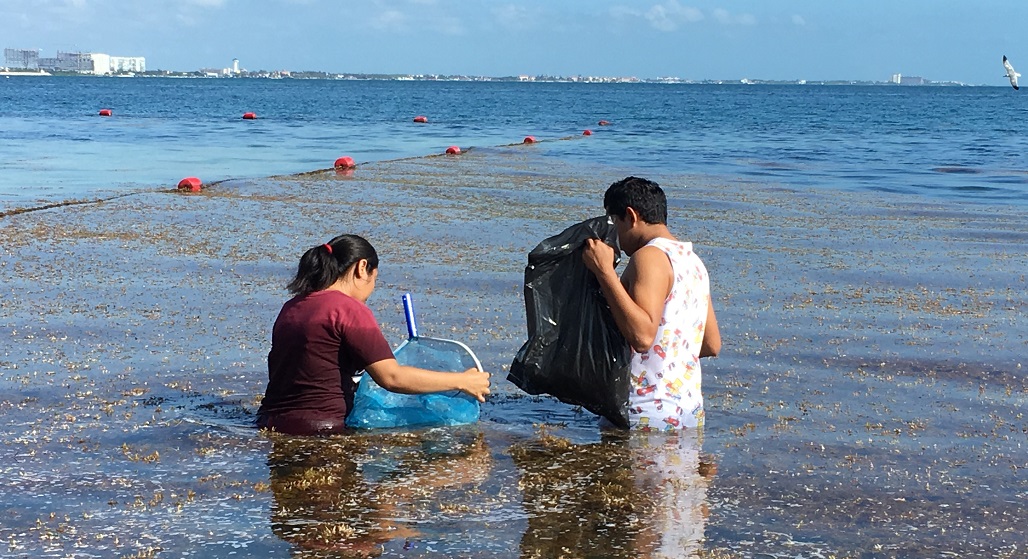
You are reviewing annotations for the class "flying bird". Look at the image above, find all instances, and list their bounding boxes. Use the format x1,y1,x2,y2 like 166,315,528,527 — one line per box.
1003,55,1020,90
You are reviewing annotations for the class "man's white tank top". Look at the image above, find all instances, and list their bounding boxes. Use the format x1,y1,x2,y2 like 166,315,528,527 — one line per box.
628,237,710,431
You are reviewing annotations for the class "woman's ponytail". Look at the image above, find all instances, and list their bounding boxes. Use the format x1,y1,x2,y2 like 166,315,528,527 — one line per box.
286,234,379,296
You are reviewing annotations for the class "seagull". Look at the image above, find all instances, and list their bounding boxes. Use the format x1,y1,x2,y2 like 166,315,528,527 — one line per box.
1003,55,1020,90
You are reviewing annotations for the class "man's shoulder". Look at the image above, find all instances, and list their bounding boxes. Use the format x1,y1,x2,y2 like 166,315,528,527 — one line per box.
625,244,674,287
631,243,674,266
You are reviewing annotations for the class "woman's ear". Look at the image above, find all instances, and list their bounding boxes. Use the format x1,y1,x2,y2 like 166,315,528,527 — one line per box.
354,258,370,279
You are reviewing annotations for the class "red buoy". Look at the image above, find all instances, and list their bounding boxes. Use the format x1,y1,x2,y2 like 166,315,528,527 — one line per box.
177,177,203,192
523,136,536,144
242,112,257,120
598,120,611,126
583,129,593,136
445,146,461,155
413,115,428,123
98,109,112,117
334,156,356,169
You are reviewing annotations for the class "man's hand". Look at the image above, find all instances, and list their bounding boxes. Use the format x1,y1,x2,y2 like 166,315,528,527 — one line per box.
583,238,616,278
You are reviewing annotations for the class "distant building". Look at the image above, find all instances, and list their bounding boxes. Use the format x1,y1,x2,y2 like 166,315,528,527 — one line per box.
37,51,93,72
6,49,144,74
891,73,902,84
899,75,926,85
89,53,146,74
4,48,40,69
233,58,239,74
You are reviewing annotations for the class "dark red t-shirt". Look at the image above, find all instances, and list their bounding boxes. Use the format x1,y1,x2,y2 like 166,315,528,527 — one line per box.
258,290,394,431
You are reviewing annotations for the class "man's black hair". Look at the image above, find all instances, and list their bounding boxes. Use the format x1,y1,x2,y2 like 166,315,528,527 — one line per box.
603,176,667,224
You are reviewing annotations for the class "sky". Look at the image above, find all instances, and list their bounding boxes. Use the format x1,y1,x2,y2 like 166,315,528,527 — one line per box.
1,0,1025,85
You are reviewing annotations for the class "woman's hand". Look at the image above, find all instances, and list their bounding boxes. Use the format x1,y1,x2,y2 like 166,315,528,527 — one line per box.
458,368,491,402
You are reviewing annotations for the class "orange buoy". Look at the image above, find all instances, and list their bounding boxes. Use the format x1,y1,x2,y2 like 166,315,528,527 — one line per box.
413,115,428,123
598,120,611,126
177,177,203,192
98,109,112,117
334,156,356,169
583,129,593,136
242,112,257,120
445,146,461,155
523,136,536,144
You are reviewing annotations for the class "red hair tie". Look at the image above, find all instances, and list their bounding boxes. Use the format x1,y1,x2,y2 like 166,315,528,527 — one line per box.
323,243,333,255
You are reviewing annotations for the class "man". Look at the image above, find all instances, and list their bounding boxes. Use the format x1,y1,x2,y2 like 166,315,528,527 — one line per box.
583,176,721,430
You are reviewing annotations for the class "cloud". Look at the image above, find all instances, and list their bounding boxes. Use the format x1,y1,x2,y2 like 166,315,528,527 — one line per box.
491,4,543,31
354,1,464,35
645,1,704,31
610,1,703,32
792,14,806,26
431,15,464,35
712,8,756,26
0,0,92,31
370,8,407,31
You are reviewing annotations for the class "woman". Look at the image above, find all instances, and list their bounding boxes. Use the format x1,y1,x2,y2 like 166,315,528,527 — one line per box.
256,234,491,436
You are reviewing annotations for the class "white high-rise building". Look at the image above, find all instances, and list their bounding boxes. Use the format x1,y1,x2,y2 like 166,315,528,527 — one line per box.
233,58,239,74
88,53,145,74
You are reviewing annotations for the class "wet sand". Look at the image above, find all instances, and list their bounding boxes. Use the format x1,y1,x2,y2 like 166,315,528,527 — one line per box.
0,147,1025,558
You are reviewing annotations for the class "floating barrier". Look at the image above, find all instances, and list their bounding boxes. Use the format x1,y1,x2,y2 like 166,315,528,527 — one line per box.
98,109,112,117
334,156,356,169
583,129,593,136
523,136,536,144
413,115,428,123
445,146,461,155
177,177,203,192
598,120,610,126
242,112,257,120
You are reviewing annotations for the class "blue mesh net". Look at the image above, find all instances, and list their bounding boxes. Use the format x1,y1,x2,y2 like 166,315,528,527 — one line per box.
345,338,481,429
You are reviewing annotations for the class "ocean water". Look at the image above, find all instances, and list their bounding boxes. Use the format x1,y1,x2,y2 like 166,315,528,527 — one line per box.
1,78,1026,558
2,76,1028,214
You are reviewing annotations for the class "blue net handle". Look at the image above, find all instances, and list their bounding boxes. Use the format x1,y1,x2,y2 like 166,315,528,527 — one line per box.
346,294,483,429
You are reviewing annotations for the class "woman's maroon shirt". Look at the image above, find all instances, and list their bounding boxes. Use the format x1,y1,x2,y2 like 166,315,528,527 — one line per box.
258,290,394,430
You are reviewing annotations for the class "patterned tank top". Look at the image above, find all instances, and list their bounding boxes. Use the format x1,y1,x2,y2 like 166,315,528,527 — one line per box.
628,238,710,431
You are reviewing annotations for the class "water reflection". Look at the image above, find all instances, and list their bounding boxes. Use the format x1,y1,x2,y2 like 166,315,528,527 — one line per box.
263,426,713,558
512,429,714,559
266,429,492,557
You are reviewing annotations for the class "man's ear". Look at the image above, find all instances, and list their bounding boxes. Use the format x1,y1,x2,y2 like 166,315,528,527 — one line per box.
624,206,642,226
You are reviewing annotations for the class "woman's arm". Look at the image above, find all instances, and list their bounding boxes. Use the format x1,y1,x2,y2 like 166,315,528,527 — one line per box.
364,359,491,402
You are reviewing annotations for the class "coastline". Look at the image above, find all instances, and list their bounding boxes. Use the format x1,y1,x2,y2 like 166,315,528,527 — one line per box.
0,70,51,76
0,148,1025,557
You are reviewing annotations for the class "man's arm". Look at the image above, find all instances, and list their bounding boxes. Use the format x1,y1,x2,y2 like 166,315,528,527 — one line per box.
699,294,721,358
583,240,671,353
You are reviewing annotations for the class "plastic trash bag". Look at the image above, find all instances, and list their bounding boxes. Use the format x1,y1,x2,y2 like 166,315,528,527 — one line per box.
508,216,632,428
346,295,482,430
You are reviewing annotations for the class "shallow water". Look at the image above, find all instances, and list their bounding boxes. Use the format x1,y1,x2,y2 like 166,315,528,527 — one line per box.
4,79,1028,215
0,149,1025,557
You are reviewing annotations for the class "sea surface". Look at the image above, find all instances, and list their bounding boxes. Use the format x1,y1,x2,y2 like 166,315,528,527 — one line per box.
1,78,1026,558
2,76,1028,213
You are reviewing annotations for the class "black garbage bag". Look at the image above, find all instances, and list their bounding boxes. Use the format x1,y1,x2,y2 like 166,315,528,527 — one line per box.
508,216,632,428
